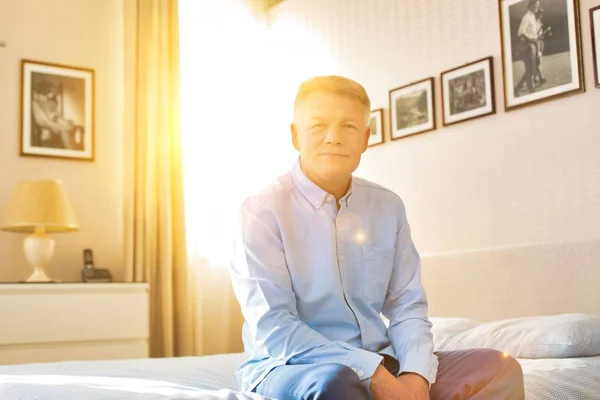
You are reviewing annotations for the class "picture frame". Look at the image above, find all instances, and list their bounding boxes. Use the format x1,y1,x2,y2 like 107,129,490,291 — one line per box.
20,59,95,161
591,5,600,88
498,0,584,111
388,77,436,140
441,56,496,126
367,108,384,147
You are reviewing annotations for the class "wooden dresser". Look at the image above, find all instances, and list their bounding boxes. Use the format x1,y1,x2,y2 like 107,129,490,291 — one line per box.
0,282,149,365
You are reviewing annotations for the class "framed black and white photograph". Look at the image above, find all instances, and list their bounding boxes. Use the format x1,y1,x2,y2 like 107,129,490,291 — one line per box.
388,77,435,140
499,0,584,111
591,5,600,88
21,59,95,161
367,108,384,147
441,57,496,126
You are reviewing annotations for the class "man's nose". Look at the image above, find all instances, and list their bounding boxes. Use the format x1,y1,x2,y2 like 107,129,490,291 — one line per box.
324,126,343,144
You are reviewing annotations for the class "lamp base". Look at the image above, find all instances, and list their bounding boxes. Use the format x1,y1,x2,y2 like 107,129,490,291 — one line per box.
23,229,55,283
25,267,53,283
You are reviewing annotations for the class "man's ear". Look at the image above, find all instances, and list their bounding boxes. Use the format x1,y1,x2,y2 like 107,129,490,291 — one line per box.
291,123,300,151
361,126,370,153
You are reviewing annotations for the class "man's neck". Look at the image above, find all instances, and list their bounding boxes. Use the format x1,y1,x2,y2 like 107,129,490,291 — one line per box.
302,166,351,203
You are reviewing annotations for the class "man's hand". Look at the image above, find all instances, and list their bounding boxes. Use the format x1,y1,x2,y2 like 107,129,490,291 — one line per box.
396,373,430,400
370,366,430,400
370,365,404,400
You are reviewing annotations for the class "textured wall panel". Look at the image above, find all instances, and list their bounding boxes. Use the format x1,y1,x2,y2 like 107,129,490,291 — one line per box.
268,0,600,254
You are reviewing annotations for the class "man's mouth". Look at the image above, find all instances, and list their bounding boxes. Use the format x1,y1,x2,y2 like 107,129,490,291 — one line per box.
321,153,348,157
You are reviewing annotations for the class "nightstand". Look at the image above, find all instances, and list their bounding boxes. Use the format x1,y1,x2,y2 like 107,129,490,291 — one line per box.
0,282,149,365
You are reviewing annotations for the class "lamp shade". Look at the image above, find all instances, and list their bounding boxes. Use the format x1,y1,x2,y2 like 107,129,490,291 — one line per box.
1,180,79,233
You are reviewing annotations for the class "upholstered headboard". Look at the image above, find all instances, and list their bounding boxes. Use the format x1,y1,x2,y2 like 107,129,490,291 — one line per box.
420,239,600,321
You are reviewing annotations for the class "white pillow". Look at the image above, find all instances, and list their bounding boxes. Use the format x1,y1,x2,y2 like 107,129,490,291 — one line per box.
429,317,482,351
436,313,600,359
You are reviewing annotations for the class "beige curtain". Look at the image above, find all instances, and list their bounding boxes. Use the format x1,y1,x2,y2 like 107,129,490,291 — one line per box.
187,257,244,355
124,0,194,358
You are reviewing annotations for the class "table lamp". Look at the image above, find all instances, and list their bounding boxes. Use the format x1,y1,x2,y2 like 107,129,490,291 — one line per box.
1,180,79,282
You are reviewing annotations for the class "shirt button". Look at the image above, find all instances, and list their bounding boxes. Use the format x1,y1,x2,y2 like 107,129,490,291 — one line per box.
339,255,344,261
358,370,364,377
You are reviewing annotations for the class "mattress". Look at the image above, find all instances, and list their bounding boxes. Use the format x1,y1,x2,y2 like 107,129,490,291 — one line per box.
0,353,599,399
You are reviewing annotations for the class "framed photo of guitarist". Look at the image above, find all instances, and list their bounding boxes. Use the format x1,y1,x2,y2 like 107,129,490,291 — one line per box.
591,5,600,88
499,0,584,111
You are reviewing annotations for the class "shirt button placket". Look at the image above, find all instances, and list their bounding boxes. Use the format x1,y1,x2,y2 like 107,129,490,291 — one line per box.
336,214,344,266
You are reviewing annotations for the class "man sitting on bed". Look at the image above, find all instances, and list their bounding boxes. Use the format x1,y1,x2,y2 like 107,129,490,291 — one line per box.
228,75,525,400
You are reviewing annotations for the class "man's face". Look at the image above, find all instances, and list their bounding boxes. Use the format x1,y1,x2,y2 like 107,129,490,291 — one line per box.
291,91,370,182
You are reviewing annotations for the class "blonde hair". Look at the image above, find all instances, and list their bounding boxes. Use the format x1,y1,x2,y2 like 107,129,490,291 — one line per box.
293,75,371,122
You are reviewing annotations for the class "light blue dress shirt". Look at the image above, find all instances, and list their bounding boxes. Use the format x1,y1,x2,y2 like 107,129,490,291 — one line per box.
229,158,438,393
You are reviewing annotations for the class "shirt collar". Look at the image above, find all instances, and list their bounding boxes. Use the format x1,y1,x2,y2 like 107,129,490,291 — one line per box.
291,157,353,209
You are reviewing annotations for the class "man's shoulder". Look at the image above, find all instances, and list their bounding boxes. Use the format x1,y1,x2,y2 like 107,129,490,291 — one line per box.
239,170,295,214
353,176,403,204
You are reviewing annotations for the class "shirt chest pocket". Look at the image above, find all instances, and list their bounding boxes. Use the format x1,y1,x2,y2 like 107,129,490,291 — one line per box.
362,246,395,304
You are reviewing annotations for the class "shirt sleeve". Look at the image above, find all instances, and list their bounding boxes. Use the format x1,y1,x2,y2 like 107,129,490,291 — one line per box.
517,13,537,41
229,202,383,384
381,198,439,386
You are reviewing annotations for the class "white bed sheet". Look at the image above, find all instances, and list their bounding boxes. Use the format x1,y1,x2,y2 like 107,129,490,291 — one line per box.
0,353,268,400
519,356,600,400
1,353,599,399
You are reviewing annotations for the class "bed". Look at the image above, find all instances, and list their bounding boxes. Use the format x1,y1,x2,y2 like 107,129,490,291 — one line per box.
0,239,599,399
1,351,599,399
421,238,600,399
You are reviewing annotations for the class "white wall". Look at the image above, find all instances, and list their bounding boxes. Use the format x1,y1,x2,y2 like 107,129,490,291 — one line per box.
267,0,600,255
0,0,126,281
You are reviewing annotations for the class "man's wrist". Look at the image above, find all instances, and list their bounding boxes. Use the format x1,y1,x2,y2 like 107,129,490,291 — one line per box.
398,372,429,388
371,364,401,392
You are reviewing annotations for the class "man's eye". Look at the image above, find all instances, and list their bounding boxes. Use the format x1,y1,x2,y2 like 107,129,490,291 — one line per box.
343,124,356,129
311,123,326,129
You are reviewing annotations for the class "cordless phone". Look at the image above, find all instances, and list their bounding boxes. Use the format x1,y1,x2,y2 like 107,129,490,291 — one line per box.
81,248,113,282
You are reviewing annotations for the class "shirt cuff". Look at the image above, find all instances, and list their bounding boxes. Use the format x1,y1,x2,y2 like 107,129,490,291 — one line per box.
397,340,438,385
346,348,384,388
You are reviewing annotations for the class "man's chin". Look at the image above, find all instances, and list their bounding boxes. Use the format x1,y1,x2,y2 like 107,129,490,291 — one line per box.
317,161,355,177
